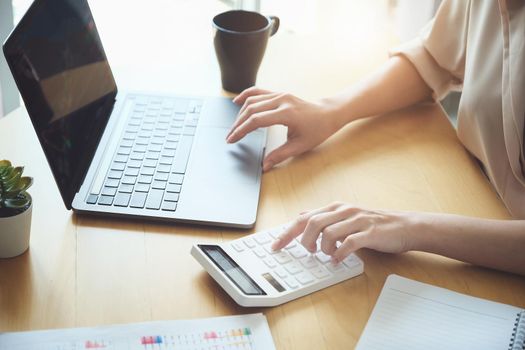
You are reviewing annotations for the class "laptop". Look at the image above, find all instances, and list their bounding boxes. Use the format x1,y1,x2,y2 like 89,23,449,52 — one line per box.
3,0,266,228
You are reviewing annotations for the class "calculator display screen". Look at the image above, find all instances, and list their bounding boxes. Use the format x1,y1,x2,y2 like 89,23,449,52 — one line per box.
199,245,266,296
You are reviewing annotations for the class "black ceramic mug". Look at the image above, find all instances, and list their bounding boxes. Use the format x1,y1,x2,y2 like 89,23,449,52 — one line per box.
213,10,279,93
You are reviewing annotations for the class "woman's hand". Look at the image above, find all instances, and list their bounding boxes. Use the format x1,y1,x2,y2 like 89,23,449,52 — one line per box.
271,202,416,263
226,87,341,171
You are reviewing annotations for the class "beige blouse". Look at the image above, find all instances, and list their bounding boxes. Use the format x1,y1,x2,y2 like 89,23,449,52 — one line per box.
391,0,525,219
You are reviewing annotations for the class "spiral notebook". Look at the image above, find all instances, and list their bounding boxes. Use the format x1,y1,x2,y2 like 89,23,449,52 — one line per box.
356,275,525,350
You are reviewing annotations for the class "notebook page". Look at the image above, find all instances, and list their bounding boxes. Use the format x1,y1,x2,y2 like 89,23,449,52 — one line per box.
356,275,522,350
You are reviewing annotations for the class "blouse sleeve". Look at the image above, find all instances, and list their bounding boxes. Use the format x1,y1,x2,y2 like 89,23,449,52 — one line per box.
389,0,470,101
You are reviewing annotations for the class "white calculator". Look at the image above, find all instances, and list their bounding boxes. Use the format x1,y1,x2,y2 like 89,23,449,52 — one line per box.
191,225,364,307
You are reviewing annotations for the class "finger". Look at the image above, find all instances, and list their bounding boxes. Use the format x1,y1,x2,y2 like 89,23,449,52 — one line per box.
228,94,281,139
232,87,272,105
271,204,341,251
300,205,358,252
331,231,369,263
319,218,361,256
237,92,280,118
262,141,301,171
227,109,284,144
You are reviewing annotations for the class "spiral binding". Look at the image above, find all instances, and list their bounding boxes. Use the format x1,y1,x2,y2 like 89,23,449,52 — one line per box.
509,311,525,350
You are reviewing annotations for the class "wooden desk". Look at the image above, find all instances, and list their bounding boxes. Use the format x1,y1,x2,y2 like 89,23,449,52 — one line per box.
1,2,524,349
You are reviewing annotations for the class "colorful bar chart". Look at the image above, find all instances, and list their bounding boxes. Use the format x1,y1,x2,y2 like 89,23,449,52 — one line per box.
0,314,275,350
139,328,254,349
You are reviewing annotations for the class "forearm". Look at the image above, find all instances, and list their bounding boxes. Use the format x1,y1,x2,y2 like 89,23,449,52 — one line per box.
323,56,433,129
408,213,525,275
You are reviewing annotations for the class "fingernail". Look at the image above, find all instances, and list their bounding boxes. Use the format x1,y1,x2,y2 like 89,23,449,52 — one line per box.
263,161,273,172
271,238,281,250
331,257,340,265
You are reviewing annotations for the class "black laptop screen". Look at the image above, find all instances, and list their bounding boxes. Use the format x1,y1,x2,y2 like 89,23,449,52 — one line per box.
3,0,117,209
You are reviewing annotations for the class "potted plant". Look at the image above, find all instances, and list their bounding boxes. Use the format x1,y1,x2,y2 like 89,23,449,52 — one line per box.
0,160,33,258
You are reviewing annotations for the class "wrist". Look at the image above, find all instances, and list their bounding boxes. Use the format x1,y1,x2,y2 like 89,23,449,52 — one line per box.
318,96,356,132
399,211,430,252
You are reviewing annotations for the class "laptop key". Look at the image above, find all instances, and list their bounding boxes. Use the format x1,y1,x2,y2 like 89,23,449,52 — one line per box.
154,172,169,181
114,154,128,163
138,175,153,184
161,201,177,211
135,183,150,192
166,184,182,193
164,192,179,202
86,194,98,204
118,184,134,193
148,144,162,152
157,164,171,173
159,157,173,165
113,193,131,207
166,134,180,142
161,149,176,158
168,174,184,184
125,167,139,177
129,192,147,208
98,195,114,206
129,152,144,161
140,167,155,176
108,170,122,179
143,158,157,167
152,180,167,190
121,176,137,185
145,189,164,210
133,145,147,153
121,139,133,147
101,186,117,197
183,126,196,136
127,160,142,168
145,151,160,160
164,141,178,150
117,147,131,155
111,162,125,171
171,135,194,174
105,179,120,188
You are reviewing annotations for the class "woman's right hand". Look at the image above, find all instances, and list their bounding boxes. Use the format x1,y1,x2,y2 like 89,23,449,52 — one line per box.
226,87,342,171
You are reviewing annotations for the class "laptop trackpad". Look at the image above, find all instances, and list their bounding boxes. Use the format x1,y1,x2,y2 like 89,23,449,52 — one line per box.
190,127,264,184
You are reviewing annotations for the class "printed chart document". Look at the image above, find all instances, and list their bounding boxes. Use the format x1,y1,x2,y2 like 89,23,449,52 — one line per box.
0,313,276,350
356,275,525,350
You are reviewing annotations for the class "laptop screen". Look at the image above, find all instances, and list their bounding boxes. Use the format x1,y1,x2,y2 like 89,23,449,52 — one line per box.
3,0,117,209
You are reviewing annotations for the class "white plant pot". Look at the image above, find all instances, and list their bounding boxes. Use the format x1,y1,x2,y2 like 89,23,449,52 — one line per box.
0,202,32,258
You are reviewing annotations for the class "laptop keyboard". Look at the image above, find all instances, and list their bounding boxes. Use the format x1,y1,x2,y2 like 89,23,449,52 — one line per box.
86,95,202,212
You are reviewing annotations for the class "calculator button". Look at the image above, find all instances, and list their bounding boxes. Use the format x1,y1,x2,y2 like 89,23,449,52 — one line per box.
315,251,332,264
299,256,318,269
263,243,278,254
284,262,303,275
342,255,361,268
295,271,315,285
284,277,300,290
273,251,293,264
288,245,308,259
267,229,281,239
231,242,245,252
274,267,288,279
253,247,267,258
243,238,256,249
263,257,277,269
310,265,331,279
253,233,271,245
326,262,346,273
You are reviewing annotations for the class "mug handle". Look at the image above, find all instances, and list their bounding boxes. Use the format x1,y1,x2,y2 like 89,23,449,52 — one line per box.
269,15,280,36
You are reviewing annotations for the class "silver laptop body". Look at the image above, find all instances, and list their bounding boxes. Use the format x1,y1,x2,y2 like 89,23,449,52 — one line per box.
3,0,265,228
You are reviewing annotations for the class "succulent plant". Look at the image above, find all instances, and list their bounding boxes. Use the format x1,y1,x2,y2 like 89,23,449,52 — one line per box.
0,160,33,218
